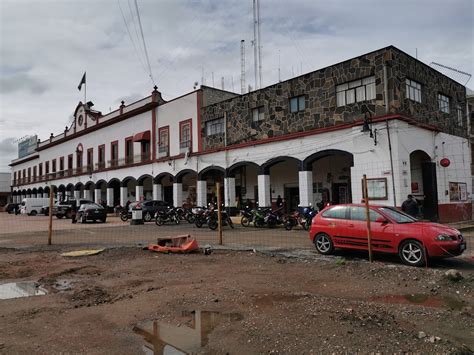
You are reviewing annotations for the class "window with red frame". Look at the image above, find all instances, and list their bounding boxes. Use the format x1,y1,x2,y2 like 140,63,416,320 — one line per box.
59,157,64,171
28,168,31,182
180,121,191,150
68,154,73,171
87,148,94,170
52,159,56,173
158,127,169,156
125,137,133,164
33,166,37,180
98,145,105,169
39,163,43,176
111,141,118,166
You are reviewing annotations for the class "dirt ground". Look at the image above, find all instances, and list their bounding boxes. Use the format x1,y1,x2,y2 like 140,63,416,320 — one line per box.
0,245,472,354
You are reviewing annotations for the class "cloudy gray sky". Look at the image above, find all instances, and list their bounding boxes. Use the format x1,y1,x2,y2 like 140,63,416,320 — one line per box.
0,0,473,172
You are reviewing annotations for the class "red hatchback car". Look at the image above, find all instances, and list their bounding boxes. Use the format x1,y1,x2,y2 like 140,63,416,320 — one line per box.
309,204,466,266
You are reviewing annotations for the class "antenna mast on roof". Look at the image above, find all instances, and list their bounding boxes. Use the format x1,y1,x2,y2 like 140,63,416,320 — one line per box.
240,40,246,94
252,0,258,90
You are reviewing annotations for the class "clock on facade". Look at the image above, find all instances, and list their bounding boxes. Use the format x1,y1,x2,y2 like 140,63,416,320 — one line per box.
77,114,84,127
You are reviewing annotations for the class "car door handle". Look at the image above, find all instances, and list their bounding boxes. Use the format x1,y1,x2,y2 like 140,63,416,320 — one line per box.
348,223,354,227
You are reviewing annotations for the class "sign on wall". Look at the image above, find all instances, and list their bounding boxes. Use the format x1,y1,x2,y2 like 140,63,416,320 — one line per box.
449,182,467,201
18,135,37,158
362,177,388,200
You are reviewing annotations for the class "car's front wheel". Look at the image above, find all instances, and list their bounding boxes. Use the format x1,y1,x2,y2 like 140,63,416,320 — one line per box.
399,240,426,267
314,233,334,255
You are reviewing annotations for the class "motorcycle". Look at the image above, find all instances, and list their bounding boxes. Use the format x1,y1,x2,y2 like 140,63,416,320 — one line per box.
301,206,318,231
240,206,255,227
207,209,234,230
264,207,285,228
253,208,270,227
155,207,180,226
194,207,211,228
284,210,300,230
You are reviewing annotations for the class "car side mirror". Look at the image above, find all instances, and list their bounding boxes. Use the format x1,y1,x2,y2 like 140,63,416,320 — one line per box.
375,216,388,224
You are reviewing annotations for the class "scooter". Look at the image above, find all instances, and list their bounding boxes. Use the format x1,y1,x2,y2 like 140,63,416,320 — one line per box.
240,206,255,227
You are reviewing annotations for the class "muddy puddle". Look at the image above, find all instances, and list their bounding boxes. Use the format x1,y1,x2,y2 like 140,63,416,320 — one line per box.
0,281,48,300
133,310,243,354
371,293,465,310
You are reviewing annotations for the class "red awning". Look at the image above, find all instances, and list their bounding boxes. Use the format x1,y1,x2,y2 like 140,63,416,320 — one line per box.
133,130,151,142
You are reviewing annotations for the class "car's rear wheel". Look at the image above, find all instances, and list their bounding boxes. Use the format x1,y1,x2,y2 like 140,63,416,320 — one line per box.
399,240,426,267
81,215,87,224
143,211,152,222
314,233,334,255
56,214,64,219
30,210,37,216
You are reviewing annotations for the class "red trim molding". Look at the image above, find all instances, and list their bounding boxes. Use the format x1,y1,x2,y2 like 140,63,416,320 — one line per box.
37,101,159,151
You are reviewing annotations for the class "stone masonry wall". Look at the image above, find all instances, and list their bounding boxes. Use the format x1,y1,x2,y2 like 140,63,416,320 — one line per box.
201,46,467,150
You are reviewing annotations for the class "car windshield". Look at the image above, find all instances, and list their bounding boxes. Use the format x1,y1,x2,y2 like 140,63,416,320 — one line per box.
82,203,103,210
379,207,417,224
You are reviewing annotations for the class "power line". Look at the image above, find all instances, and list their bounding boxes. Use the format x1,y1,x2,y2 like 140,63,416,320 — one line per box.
117,0,149,77
133,0,155,85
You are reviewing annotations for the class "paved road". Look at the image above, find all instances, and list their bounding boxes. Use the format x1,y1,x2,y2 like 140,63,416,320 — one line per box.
0,212,472,263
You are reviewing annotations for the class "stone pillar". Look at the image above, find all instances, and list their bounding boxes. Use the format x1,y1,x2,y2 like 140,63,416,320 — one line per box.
153,183,162,201
136,185,144,201
57,191,63,202
257,174,271,208
106,188,114,207
74,190,81,200
120,187,128,207
196,180,207,207
224,177,236,207
173,183,182,207
298,170,313,208
94,189,101,204
84,189,91,200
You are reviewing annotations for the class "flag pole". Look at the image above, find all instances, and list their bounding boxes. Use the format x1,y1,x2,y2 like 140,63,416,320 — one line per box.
84,74,86,104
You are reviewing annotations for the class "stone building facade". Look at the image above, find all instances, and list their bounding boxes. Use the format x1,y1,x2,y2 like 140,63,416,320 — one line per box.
201,46,467,150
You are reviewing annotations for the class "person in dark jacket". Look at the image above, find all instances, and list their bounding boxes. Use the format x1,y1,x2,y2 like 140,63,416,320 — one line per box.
401,195,419,217
71,200,78,224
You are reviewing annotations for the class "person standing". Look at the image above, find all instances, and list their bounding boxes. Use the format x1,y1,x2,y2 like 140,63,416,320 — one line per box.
402,195,419,217
276,195,283,208
71,200,78,224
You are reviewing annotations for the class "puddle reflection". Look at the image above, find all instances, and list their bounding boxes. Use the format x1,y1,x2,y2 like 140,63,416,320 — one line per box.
133,310,243,354
0,281,47,300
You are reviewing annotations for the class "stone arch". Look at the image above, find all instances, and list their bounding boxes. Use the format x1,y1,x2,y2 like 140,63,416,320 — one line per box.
57,184,66,193
175,169,197,183
227,161,260,177
260,156,302,174
302,149,354,171
121,176,137,187
198,166,226,180
38,187,44,194
74,182,84,191
85,181,95,189
137,174,153,186
153,172,174,185
107,178,121,188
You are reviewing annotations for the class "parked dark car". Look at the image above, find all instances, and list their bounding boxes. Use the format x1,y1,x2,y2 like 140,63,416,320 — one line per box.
77,203,107,223
128,200,171,222
57,199,94,218
5,203,19,214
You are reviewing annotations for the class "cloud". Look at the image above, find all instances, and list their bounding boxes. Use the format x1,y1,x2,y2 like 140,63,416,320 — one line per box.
0,0,472,173
0,137,17,173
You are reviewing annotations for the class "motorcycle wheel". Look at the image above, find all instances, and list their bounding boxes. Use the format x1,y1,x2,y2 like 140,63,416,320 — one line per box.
186,214,196,224
285,221,293,231
175,217,180,225
155,216,164,226
195,219,203,228
120,213,128,222
241,216,250,227
304,220,311,231
208,219,218,230
254,219,264,228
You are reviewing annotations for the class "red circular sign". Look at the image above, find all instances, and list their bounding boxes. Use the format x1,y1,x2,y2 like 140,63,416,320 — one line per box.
440,158,450,167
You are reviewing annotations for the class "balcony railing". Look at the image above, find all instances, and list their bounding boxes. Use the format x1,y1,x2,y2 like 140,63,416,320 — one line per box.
158,145,169,158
